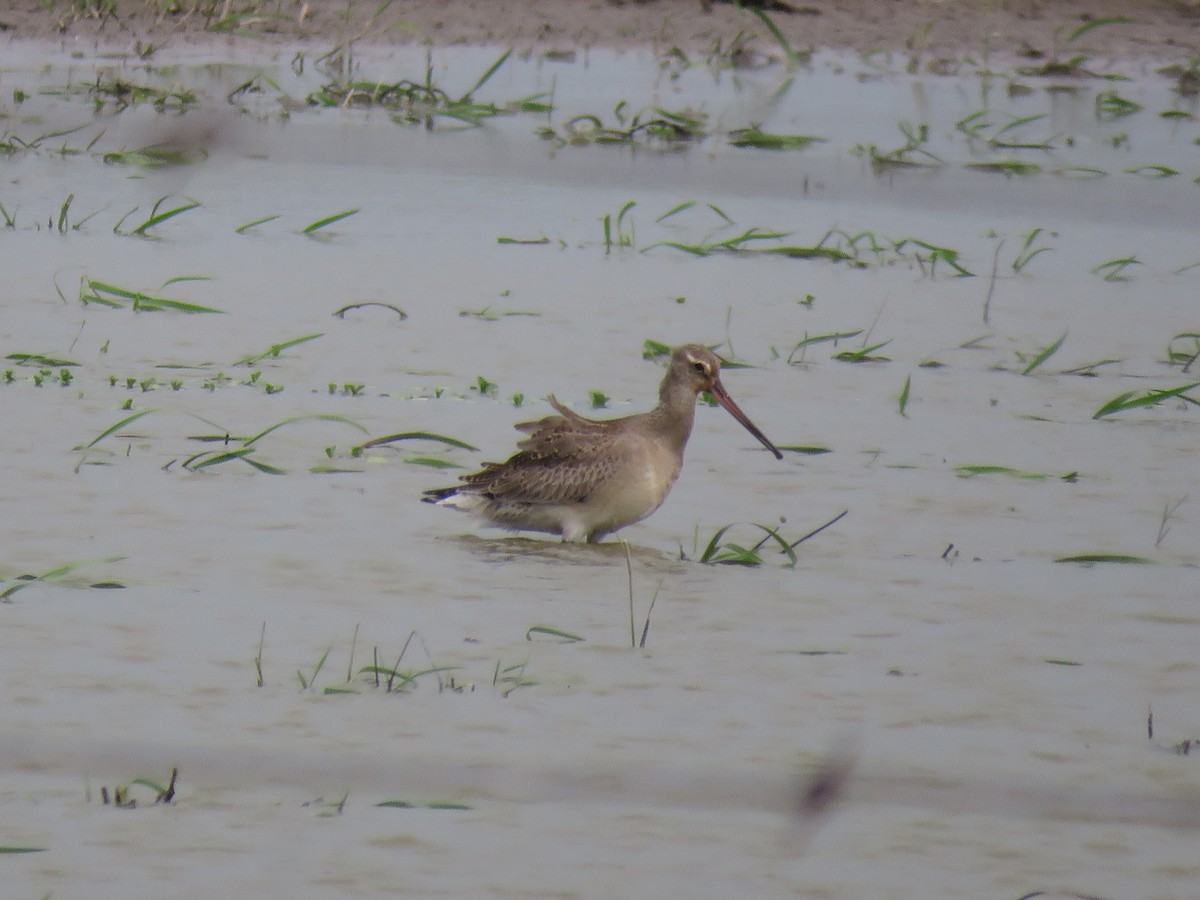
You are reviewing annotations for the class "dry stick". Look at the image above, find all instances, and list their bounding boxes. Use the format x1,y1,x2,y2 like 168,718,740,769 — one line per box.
787,510,848,552
623,540,635,648
255,622,266,687
983,238,1004,324
639,583,662,649
346,623,359,684
389,630,418,693
1183,345,1200,375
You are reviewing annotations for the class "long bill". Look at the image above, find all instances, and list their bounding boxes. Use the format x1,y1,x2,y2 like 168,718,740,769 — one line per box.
708,379,784,460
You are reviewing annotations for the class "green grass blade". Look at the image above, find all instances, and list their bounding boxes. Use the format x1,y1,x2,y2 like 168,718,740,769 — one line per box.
1066,16,1135,42
459,48,512,101
233,333,324,366
401,457,463,469
80,409,157,449
1093,382,1200,418
360,431,478,451
243,414,369,447
303,208,359,234
1054,554,1155,565
698,523,738,564
727,127,824,150
955,465,1071,480
235,214,281,233
132,198,200,236
749,8,805,67
525,626,585,643
1,555,126,601
1022,330,1067,375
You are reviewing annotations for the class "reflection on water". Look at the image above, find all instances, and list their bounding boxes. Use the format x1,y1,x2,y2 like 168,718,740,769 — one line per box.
1,39,1198,900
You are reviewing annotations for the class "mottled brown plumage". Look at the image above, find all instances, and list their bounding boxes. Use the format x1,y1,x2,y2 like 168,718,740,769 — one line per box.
422,345,782,542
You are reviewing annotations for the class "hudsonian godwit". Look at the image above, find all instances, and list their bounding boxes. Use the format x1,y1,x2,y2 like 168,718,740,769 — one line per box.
422,344,783,542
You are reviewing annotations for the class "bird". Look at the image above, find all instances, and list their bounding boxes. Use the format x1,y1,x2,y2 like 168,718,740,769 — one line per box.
421,344,783,543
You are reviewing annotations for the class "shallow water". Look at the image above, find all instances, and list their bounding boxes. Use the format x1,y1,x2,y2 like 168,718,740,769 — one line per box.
2,40,1199,898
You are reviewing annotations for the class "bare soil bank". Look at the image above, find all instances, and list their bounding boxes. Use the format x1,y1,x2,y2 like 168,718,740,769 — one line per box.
4,1,1200,63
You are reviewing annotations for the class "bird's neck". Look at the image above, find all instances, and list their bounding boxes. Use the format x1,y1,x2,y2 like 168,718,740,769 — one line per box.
654,377,698,455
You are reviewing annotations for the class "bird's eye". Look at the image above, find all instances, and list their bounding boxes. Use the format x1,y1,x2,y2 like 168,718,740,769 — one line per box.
692,361,708,375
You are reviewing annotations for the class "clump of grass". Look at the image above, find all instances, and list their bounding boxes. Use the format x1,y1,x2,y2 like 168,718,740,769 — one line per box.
602,201,637,254
1012,227,1055,273
786,331,863,365
1165,333,1200,371
1092,382,1200,418
44,73,200,113
103,145,207,168
1090,255,1142,281
894,239,974,277
643,226,851,262
79,277,223,314
696,511,847,566
113,196,200,237
6,352,79,368
78,410,369,474
539,103,708,148
1015,16,1134,78
1095,90,1143,120
1020,330,1068,375
493,659,537,696
852,120,942,172
98,768,178,808
956,111,1054,150
1,556,126,602
233,333,324,366
308,49,543,128
727,126,825,150
956,465,1078,481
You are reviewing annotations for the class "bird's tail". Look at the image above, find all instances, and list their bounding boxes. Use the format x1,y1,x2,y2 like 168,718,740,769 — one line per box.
421,486,460,504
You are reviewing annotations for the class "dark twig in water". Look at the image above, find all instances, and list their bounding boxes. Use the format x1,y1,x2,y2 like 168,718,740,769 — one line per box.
983,238,1004,324
787,510,848,551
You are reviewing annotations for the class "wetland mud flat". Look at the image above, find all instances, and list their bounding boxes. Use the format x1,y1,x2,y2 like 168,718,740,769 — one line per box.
2,2,1200,898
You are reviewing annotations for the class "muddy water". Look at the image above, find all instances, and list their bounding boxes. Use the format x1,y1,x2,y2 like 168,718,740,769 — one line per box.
2,40,1198,898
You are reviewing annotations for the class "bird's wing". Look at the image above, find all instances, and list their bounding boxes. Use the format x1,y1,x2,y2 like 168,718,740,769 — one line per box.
458,396,630,504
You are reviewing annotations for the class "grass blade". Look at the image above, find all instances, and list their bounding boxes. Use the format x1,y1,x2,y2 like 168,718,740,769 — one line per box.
361,431,478,451
303,209,359,234
459,48,511,101
242,414,369,447
132,197,200,236
1054,554,1154,565
1022,330,1067,375
1,555,126,602
1093,382,1200,419
233,333,324,366
525,626,585,643
80,409,157,449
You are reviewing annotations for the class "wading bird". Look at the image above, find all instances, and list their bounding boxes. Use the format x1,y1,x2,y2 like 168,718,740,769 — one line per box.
422,344,783,542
